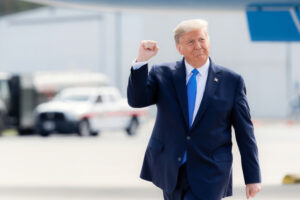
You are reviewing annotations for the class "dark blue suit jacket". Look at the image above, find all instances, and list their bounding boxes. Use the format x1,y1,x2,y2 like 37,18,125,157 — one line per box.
127,58,261,200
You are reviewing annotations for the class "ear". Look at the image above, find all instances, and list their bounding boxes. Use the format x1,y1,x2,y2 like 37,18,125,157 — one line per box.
176,43,183,55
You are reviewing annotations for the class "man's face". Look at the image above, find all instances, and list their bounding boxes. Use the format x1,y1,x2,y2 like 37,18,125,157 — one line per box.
176,29,210,68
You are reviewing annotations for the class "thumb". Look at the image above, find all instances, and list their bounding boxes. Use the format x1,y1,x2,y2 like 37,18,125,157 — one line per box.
246,186,250,200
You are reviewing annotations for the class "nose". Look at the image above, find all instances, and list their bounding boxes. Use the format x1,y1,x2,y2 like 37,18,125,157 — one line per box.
194,41,202,49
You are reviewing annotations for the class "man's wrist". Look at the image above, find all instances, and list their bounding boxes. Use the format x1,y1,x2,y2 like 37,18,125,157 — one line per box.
132,59,148,70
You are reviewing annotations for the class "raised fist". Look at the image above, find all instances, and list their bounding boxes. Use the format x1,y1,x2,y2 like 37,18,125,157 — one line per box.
136,40,159,62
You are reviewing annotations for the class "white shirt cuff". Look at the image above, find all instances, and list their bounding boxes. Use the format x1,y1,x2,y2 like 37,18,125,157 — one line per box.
132,59,148,70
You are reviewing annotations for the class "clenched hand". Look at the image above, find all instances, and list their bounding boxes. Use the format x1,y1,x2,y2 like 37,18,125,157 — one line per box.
136,40,159,62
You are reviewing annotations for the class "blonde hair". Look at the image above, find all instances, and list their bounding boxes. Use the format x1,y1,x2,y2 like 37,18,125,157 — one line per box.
173,19,209,44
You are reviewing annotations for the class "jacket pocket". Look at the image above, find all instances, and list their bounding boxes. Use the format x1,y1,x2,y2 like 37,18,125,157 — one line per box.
213,152,233,162
148,138,164,152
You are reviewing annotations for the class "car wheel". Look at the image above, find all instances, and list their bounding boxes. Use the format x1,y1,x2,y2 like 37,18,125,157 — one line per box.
39,130,50,137
126,117,139,136
18,128,35,136
78,120,96,136
0,113,5,136
90,131,99,136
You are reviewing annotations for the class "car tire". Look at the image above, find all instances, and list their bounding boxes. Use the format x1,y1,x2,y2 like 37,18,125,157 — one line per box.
39,130,50,137
78,120,98,136
90,131,99,136
18,128,35,136
126,117,139,136
0,113,5,136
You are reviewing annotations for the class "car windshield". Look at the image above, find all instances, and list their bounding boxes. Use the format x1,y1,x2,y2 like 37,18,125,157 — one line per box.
55,93,91,102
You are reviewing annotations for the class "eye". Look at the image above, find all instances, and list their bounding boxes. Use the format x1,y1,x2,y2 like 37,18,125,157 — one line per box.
187,40,194,45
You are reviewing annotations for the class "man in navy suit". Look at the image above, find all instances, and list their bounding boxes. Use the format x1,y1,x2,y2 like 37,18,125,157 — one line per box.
127,19,261,200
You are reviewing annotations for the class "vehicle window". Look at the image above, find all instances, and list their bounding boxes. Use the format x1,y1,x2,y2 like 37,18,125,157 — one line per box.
101,94,109,103
0,80,10,108
95,95,103,103
55,93,90,102
109,95,116,102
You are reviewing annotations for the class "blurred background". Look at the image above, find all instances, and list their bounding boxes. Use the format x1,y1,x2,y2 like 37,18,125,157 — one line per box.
0,0,300,199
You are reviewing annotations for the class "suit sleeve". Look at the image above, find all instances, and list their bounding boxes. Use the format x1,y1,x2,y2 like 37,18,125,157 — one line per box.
127,64,158,108
232,75,261,184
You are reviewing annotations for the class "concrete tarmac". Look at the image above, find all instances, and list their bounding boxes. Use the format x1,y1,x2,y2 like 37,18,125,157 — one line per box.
0,118,299,199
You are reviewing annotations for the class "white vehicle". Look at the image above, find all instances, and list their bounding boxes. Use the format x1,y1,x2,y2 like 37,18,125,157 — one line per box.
34,86,147,137
0,71,109,135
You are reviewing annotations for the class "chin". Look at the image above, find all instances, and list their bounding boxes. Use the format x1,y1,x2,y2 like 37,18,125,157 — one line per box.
195,56,207,62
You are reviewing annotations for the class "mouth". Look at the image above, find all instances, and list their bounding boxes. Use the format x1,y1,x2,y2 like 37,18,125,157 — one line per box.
193,51,205,57
193,49,205,53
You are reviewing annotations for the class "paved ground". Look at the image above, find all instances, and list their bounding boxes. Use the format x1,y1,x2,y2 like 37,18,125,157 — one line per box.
0,118,299,199
0,185,299,200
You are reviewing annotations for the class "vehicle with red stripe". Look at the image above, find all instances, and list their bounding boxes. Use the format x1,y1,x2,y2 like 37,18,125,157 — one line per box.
34,86,148,136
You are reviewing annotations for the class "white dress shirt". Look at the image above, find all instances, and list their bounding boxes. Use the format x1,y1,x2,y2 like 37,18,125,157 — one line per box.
184,59,210,124
132,58,210,124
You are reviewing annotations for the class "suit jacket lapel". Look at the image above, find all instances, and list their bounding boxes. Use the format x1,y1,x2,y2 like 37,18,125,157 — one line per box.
172,59,189,128
191,60,222,131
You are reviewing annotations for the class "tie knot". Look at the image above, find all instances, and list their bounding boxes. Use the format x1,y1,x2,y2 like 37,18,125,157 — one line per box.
192,69,199,76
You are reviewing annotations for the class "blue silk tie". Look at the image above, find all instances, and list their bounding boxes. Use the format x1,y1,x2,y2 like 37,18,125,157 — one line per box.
181,69,199,165
187,69,199,127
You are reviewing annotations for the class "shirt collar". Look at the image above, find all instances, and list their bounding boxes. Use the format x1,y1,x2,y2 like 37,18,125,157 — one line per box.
185,58,210,77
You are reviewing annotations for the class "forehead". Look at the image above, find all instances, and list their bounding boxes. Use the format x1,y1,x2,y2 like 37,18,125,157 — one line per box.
181,29,207,40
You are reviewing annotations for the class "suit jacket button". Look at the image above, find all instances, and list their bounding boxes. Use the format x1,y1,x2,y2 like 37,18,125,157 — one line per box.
178,157,182,162
186,136,191,140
